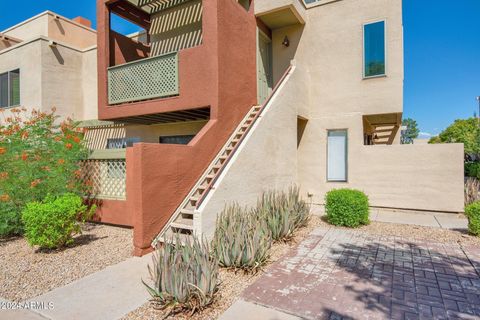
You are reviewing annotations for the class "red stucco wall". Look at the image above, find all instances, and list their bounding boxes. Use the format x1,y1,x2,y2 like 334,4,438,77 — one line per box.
97,0,257,255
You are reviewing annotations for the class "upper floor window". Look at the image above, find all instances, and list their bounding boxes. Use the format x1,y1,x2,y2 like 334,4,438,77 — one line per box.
0,69,20,108
364,21,386,78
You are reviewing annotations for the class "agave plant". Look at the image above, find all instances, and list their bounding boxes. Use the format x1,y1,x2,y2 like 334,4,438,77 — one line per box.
143,235,219,314
288,186,311,229
257,186,311,241
212,203,271,272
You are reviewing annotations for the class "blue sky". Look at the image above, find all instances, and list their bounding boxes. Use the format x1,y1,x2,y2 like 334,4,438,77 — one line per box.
0,1,479,137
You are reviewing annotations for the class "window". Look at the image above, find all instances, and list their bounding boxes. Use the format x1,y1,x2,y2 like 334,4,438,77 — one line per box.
364,21,385,78
327,130,348,182
159,135,195,145
0,69,20,108
106,137,141,149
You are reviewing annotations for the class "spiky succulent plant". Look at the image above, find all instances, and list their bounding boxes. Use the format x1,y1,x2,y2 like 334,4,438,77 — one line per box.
143,235,219,314
256,186,310,241
212,203,271,272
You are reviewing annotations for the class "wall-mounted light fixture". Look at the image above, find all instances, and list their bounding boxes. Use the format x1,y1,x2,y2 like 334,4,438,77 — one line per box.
49,40,58,48
282,36,290,47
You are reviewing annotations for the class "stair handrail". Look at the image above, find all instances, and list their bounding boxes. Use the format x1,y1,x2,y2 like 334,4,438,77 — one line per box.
196,64,295,208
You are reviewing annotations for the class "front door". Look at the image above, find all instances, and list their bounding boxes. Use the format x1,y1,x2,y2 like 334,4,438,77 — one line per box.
257,30,273,105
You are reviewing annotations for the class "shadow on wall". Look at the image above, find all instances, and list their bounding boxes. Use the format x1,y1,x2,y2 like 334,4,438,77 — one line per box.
149,0,203,56
84,125,126,150
54,18,66,35
51,47,64,65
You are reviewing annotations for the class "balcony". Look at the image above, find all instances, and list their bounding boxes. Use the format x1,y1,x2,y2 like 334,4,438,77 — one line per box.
108,52,179,105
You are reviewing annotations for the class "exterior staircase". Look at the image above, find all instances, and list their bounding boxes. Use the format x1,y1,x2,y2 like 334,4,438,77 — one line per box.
152,104,263,246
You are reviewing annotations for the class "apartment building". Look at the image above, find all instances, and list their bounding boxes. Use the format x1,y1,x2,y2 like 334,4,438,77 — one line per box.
0,1,464,256
0,11,98,120
91,0,463,256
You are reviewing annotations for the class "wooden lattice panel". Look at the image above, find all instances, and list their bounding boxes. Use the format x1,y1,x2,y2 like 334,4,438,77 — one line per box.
81,159,126,200
108,52,179,105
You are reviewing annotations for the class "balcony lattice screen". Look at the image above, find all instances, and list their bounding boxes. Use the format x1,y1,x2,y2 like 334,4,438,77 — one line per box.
81,159,126,200
108,52,179,105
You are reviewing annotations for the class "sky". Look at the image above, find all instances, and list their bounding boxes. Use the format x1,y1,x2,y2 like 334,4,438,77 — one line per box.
0,0,479,137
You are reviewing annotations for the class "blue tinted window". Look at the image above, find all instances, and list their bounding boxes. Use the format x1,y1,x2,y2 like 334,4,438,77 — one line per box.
364,21,385,77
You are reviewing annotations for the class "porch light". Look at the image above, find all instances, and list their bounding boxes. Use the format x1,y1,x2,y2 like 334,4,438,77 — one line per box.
282,36,290,47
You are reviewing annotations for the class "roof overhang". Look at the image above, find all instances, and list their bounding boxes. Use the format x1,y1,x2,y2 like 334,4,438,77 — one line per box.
256,3,305,30
363,113,402,145
108,107,210,125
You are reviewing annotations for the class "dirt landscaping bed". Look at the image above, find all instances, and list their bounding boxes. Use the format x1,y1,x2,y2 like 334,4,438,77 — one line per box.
0,223,133,302
124,216,480,320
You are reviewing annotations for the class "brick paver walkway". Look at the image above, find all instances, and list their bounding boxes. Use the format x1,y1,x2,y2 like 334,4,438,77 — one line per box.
242,228,480,320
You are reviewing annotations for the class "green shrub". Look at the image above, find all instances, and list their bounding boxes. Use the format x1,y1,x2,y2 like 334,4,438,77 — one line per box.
0,108,88,237
212,204,271,272
325,189,369,227
143,236,219,314
21,194,94,249
0,202,23,237
465,201,480,236
465,162,480,179
256,186,310,241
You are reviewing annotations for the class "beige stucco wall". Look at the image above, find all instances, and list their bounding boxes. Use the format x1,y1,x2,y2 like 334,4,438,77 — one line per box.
298,112,465,213
198,67,302,238
0,40,43,111
2,14,49,41
81,48,99,120
0,38,98,121
253,0,463,213
40,40,84,119
3,12,96,49
46,13,96,49
1,11,98,121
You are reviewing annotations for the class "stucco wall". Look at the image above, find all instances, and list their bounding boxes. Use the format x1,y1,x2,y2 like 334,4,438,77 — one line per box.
40,40,84,119
2,14,49,41
0,41,42,110
0,38,97,121
298,112,464,213
3,12,96,50
81,48,99,120
198,66,303,237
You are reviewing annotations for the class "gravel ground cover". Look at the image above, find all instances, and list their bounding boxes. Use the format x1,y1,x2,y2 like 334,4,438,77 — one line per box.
0,223,133,302
125,215,480,320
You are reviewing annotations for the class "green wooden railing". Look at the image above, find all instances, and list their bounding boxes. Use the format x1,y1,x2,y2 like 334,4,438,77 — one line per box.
108,52,179,105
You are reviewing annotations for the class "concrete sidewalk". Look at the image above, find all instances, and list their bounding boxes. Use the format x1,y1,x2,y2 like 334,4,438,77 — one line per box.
311,205,468,230
1,253,153,320
371,208,468,229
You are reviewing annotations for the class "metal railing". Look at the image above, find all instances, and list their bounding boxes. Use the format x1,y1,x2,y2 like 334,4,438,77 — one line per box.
108,52,179,105
81,149,127,200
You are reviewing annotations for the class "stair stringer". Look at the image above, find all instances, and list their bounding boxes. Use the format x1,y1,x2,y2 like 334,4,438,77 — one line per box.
196,65,299,239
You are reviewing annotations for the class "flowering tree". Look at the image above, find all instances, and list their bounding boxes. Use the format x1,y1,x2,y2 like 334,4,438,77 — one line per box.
0,108,89,237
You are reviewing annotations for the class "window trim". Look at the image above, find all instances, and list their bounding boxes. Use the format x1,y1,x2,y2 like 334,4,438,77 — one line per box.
362,19,387,79
301,0,339,9
0,69,21,108
326,129,348,183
